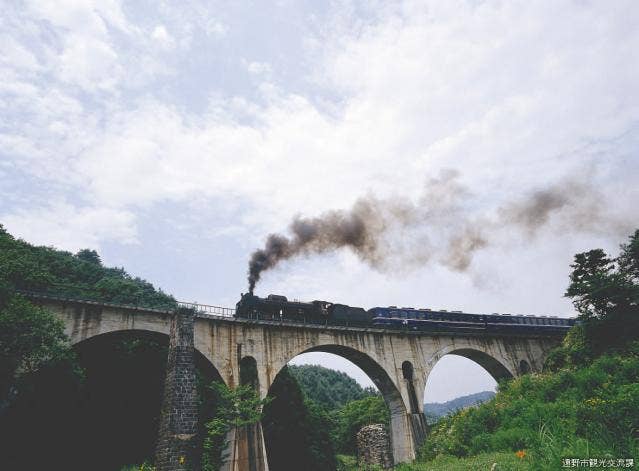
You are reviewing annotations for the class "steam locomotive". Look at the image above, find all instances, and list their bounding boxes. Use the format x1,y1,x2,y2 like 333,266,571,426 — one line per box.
235,293,576,334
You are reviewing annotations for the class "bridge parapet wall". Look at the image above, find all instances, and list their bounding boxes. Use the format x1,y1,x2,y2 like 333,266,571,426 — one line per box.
32,298,172,343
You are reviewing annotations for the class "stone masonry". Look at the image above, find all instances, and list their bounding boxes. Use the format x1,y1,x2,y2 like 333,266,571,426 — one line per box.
155,307,198,471
357,424,393,469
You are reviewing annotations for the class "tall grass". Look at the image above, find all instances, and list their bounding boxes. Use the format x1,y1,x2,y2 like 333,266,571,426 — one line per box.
398,451,532,470
415,347,639,469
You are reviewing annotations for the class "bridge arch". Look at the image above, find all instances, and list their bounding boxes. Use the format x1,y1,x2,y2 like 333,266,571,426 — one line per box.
420,343,515,423
240,356,259,389
71,328,225,384
13,327,224,470
266,343,413,465
424,343,516,383
71,327,169,346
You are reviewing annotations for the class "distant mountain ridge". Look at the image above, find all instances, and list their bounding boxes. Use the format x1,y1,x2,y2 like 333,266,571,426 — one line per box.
424,390,495,423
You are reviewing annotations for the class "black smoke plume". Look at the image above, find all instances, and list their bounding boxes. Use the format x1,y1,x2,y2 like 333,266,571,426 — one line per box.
248,199,395,292
247,170,629,292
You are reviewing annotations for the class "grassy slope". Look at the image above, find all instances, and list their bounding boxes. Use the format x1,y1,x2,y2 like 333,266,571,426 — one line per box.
398,451,531,471
339,452,531,470
405,342,639,470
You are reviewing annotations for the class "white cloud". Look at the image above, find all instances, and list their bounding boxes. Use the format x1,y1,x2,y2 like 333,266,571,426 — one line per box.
0,35,42,72
1,0,639,316
57,33,121,91
21,0,131,92
25,0,131,36
244,60,272,75
204,18,227,38
1,202,138,252
151,25,175,49
2,0,639,399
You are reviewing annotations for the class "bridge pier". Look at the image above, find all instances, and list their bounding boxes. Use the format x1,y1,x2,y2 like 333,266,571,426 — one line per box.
221,354,270,471
400,360,428,450
222,423,269,471
388,409,418,463
155,308,198,471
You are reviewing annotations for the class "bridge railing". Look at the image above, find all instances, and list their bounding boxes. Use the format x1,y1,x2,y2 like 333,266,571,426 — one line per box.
178,302,235,317
17,289,236,317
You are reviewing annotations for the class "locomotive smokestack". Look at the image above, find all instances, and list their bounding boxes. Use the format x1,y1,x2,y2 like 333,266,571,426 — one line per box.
247,169,631,290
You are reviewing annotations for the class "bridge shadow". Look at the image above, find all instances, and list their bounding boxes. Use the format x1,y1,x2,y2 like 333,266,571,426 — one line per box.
0,329,223,471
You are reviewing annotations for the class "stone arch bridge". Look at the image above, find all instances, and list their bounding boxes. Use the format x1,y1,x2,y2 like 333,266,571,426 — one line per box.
26,293,565,471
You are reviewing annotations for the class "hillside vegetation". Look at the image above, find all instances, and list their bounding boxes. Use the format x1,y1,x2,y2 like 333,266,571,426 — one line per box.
289,364,378,409
405,229,639,470
264,364,389,470
419,348,639,466
0,224,175,308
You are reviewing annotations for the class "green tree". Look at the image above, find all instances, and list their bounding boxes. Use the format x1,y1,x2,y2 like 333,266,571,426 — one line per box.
288,364,378,410
202,382,269,471
565,229,639,356
334,395,390,455
0,295,74,407
618,229,639,279
262,366,338,471
76,249,102,266
418,347,639,465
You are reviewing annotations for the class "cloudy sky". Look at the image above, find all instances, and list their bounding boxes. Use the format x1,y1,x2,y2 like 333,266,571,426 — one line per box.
2,0,638,402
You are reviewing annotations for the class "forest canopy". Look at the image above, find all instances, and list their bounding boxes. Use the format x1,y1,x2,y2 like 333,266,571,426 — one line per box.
0,224,175,308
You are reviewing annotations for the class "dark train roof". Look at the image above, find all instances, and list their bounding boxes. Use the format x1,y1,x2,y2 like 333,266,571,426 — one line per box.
246,295,575,323
369,306,575,322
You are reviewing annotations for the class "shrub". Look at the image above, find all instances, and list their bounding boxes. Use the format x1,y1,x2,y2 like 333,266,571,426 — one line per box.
418,349,639,466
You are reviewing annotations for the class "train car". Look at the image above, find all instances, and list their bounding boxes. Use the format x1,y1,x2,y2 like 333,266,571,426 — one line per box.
236,294,577,334
483,313,575,333
370,306,575,334
331,304,374,326
369,307,486,332
235,292,332,323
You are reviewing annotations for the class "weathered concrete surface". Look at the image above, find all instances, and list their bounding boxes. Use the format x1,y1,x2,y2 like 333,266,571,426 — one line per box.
39,299,172,343
35,298,564,469
222,423,269,471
